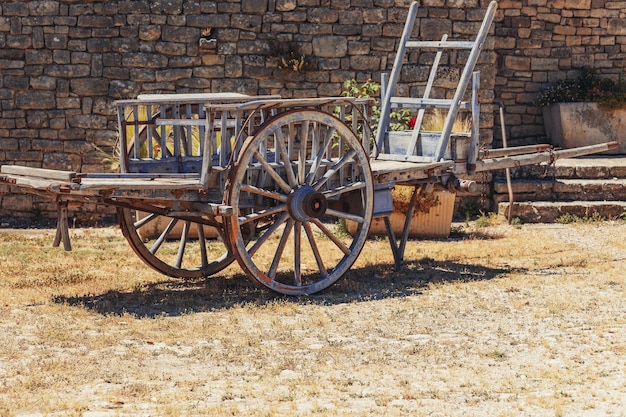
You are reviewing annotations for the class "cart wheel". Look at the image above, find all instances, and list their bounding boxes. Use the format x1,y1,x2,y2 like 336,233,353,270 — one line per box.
118,207,235,279
118,102,235,279
225,109,374,295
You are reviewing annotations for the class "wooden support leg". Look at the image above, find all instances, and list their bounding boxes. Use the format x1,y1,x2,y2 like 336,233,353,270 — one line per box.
53,200,72,251
384,216,403,270
384,184,434,270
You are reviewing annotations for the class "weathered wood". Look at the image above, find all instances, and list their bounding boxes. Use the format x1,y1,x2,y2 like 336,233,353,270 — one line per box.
474,142,619,173
370,159,454,185
1,165,76,181
76,177,204,191
52,200,72,251
479,144,551,159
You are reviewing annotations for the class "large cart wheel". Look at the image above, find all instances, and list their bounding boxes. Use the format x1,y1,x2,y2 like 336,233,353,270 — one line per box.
117,103,235,279
118,208,234,279
224,109,374,295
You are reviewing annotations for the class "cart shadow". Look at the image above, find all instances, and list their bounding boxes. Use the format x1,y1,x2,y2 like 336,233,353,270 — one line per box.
54,258,521,318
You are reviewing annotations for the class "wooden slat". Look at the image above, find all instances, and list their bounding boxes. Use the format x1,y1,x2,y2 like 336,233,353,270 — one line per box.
389,97,471,109
154,119,206,126
405,40,475,49
375,153,436,163
1,165,76,181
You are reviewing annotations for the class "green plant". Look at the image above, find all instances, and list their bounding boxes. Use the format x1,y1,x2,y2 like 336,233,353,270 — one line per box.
536,68,626,109
457,198,482,222
475,212,499,227
555,212,606,224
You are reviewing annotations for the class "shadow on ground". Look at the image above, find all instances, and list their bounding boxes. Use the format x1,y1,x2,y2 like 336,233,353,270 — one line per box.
54,258,520,318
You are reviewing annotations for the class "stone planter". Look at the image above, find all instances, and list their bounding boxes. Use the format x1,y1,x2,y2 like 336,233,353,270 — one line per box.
542,102,626,154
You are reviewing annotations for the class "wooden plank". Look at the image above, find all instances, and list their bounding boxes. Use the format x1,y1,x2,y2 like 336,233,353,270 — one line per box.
1,165,76,181
3,176,68,190
370,159,454,185
76,177,204,191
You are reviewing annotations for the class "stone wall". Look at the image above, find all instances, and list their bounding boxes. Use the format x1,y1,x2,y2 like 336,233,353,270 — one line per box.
494,0,626,146
1,0,625,221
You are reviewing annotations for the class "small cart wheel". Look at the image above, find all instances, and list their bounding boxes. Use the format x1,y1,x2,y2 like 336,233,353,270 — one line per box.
225,109,374,295
118,208,235,279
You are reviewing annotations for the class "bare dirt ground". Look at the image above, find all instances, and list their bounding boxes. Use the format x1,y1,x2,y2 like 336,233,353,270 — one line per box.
0,221,625,416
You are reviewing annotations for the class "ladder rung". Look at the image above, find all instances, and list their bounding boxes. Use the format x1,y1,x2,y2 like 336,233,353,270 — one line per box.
405,40,475,49
389,97,471,109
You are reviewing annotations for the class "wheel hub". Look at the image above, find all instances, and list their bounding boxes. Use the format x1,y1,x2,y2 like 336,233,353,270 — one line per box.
288,185,328,222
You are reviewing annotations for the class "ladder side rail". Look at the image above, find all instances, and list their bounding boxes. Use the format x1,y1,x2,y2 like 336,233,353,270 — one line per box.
407,34,448,156
466,71,481,173
433,0,497,161
374,1,420,157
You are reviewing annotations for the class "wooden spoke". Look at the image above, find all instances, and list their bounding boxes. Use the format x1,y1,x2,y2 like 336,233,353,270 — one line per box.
134,212,158,229
303,221,328,278
325,207,365,224
269,219,294,279
323,181,367,199
252,150,292,194
311,218,351,255
175,220,191,268
241,184,288,202
274,127,298,188
238,204,287,226
246,212,290,257
149,218,178,255
305,127,335,185
313,149,357,191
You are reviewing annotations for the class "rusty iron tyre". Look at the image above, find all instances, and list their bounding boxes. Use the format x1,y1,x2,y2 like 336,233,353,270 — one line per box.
224,109,374,295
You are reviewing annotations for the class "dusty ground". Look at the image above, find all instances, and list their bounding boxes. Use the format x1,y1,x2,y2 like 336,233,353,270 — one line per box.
0,221,625,416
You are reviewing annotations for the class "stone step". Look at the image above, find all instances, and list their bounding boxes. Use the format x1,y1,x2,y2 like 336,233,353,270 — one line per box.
493,178,626,202
497,201,626,223
495,156,626,180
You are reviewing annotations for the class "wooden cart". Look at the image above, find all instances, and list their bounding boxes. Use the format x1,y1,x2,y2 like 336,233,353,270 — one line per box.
1,1,617,295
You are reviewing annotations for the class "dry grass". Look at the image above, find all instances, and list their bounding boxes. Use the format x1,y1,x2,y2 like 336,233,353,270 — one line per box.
0,221,625,416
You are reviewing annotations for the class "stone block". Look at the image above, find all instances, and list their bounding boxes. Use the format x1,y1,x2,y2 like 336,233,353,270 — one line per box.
242,0,268,14
15,91,56,110
70,78,109,96
276,0,297,12
312,36,347,58
43,152,81,171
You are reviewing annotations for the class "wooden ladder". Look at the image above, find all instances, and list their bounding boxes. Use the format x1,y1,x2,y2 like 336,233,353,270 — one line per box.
374,0,497,168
